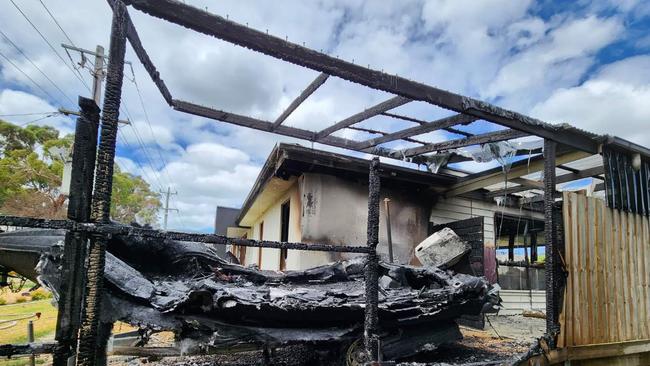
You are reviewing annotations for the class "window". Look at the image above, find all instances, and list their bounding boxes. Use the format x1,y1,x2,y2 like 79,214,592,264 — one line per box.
280,200,290,270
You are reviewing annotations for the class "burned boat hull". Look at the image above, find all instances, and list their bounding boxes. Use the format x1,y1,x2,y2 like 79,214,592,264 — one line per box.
0,229,498,359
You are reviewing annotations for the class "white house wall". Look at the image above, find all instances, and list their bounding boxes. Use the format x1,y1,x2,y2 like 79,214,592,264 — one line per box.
299,173,430,265
245,179,302,270
430,197,544,249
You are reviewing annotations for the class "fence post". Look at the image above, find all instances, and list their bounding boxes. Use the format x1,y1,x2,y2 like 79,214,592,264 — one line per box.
364,157,381,361
28,320,35,366
76,2,128,365
52,97,100,366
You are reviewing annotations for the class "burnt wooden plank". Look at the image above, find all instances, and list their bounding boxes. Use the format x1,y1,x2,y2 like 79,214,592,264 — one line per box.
356,113,477,150
127,0,600,153
346,126,428,145
273,73,328,128
401,129,529,157
172,99,437,165
382,112,474,137
315,96,410,140
107,0,173,105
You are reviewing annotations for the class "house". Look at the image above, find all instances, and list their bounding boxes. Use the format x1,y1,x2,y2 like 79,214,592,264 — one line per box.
222,143,564,284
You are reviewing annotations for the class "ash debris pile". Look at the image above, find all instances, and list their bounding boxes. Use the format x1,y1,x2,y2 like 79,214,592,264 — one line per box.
0,227,498,360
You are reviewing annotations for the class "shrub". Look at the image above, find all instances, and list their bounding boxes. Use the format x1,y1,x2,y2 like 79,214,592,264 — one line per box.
30,288,51,300
15,296,28,303
0,297,6,305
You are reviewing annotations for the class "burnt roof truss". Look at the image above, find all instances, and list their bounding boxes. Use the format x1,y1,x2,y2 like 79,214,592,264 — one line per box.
111,0,623,177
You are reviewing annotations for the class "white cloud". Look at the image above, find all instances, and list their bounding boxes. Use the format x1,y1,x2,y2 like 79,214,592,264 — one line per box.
0,89,75,134
532,55,650,147
486,16,624,108
0,0,645,232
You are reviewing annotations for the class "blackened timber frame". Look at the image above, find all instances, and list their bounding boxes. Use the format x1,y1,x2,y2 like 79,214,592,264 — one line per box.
125,0,601,155
273,72,328,128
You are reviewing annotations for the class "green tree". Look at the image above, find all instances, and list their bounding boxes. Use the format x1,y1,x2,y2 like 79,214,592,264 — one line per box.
111,166,161,224
0,120,161,225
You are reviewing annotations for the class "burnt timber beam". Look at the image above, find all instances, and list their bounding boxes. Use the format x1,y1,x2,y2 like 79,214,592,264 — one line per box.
559,164,605,180
0,215,374,254
486,183,537,198
445,150,592,197
511,177,544,189
172,99,429,165
486,165,605,198
273,72,329,128
107,0,173,105
126,0,600,153
355,113,477,150
557,164,579,174
399,129,529,157
381,112,474,137
346,126,428,145
315,96,410,140
0,343,57,357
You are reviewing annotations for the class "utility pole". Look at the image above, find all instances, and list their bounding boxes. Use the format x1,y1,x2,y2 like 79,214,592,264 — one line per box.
159,187,178,229
61,43,131,107
92,45,104,104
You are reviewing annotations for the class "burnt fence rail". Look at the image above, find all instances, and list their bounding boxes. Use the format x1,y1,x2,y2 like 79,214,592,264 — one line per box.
0,215,373,254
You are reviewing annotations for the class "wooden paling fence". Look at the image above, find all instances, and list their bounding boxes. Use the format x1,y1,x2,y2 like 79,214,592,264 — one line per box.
560,192,650,347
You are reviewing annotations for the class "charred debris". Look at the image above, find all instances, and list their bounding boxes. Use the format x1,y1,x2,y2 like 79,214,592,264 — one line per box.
0,227,498,363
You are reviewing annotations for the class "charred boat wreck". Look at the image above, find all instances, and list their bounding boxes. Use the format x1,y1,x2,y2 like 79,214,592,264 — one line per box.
0,228,498,361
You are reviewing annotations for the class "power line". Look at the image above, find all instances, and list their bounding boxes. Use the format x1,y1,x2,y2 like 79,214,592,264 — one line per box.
37,0,75,46
18,113,59,126
0,28,75,106
0,111,58,117
9,0,90,92
119,101,168,191
117,129,164,192
1,113,61,127
0,49,60,103
127,64,175,187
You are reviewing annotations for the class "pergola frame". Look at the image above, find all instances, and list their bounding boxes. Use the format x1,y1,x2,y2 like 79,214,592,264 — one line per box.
2,1,650,365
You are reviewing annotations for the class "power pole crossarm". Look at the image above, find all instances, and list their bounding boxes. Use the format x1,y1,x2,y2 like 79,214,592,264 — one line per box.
58,107,130,125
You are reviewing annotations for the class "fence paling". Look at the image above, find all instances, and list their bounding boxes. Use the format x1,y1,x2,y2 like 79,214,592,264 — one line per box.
562,192,650,346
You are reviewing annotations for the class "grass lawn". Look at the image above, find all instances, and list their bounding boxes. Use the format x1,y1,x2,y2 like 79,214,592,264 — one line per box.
0,300,57,366
0,300,58,345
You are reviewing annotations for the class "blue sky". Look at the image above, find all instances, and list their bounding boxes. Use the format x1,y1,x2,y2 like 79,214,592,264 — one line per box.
1,0,649,232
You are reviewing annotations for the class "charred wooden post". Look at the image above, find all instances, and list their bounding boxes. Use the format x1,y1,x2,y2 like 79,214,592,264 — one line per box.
543,139,560,347
52,97,100,366
364,157,381,361
76,2,128,365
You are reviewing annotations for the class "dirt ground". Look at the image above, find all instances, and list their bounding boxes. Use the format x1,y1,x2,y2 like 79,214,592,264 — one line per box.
105,315,544,366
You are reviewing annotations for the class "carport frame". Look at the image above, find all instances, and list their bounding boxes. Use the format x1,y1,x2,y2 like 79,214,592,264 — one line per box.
3,0,650,364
